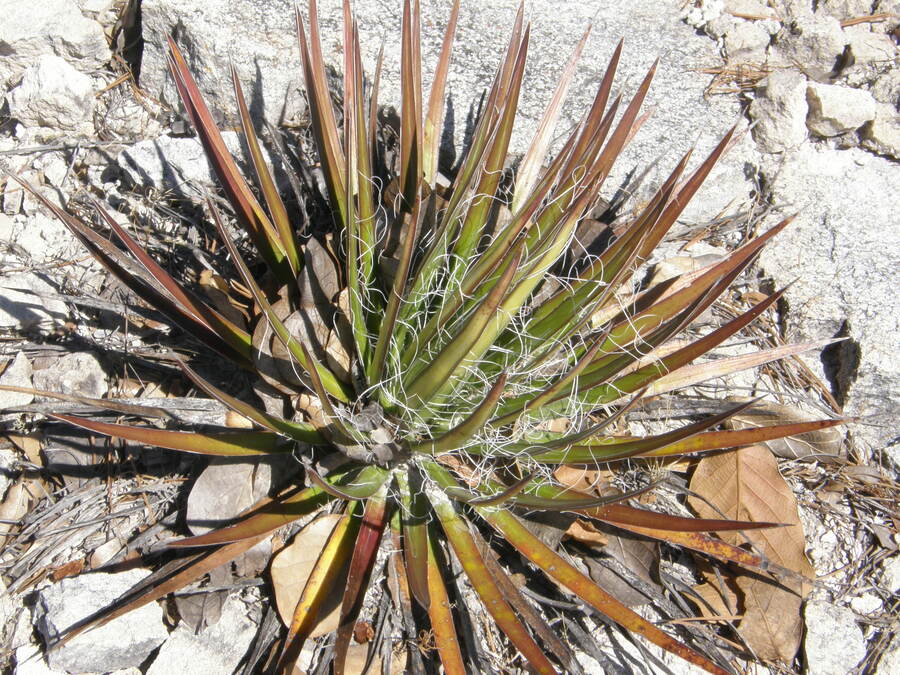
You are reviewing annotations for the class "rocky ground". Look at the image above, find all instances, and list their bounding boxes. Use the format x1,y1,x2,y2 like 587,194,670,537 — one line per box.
0,0,898,673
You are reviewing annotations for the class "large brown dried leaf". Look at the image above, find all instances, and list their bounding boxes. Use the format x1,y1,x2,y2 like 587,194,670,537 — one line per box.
728,401,844,461
689,444,814,663
270,513,344,638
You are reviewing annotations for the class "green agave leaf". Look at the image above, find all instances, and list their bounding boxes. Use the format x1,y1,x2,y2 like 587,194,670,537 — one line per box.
48,413,291,456
397,467,430,609
427,486,557,674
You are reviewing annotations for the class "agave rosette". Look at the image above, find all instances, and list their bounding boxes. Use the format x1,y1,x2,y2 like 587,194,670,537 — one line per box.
25,1,846,673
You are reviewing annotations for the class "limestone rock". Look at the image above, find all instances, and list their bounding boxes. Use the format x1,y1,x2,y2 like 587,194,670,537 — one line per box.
117,132,252,191
0,352,33,410
861,103,900,158
869,64,900,106
34,569,168,673
32,352,108,400
145,593,260,675
723,21,771,61
0,274,68,330
750,70,809,152
775,13,847,74
806,81,876,136
0,0,110,87
757,145,900,451
6,55,95,134
816,0,881,20
803,602,866,675
846,30,897,67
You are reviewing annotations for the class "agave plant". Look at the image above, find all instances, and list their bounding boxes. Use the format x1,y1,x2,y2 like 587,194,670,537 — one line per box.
18,0,846,673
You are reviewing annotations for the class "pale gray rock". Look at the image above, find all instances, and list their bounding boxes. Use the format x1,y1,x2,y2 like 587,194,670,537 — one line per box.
0,274,68,330
757,145,900,451
806,81,876,136
774,13,847,73
861,103,900,158
870,65,900,106
682,0,725,30
117,132,250,191
32,352,108,400
1,212,81,263
816,0,877,19
3,180,24,216
34,569,168,673
704,13,740,40
0,352,33,410
0,0,110,87
724,0,776,17
750,70,809,152
883,555,900,594
31,154,69,189
137,0,744,173
723,20,771,61
846,30,897,67
6,55,95,134
145,593,260,675
803,602,866,675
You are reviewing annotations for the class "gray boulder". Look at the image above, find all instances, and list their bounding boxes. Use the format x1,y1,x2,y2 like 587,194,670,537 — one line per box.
6,55,95,134
0,0,110,87
750,70,809,152
806,81,876,136
757,145,900,451
803,602,867,675
861,103,900,158
34,569,168,673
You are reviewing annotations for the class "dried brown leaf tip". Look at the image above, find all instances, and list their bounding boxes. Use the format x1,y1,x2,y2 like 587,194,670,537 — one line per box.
28,1,847,672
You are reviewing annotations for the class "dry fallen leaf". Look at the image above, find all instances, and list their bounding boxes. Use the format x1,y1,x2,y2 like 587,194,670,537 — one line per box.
564,519,609,547
689,444,814,663
691,579,741,621
729,400,844,461
270,513,344,638
7,432,43,466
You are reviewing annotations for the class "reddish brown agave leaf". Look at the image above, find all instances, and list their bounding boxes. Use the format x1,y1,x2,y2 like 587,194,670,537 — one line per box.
481,508,729,675
169,486,327,548
278,509,359,674
333,484,390,675
167,38,290,278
